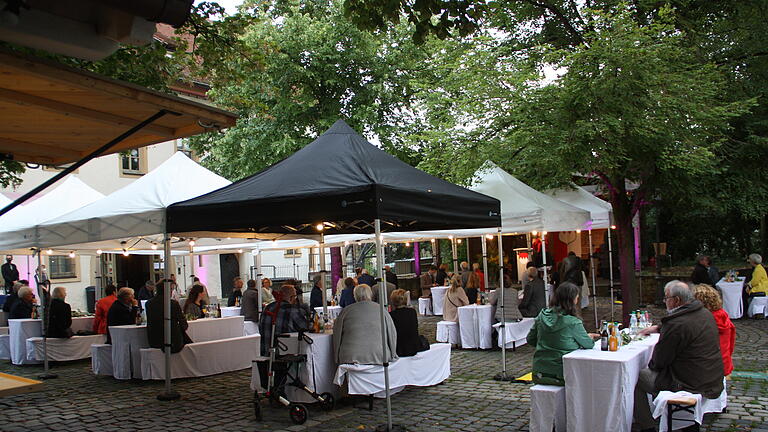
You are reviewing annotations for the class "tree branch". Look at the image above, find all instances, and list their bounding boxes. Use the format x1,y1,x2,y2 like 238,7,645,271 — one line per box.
522,0,588,47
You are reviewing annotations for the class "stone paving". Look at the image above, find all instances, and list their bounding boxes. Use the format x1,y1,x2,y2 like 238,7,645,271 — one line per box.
0,298,766,432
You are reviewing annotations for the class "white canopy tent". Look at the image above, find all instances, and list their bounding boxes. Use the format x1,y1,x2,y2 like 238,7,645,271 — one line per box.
0,193,11,209
0,176,104,233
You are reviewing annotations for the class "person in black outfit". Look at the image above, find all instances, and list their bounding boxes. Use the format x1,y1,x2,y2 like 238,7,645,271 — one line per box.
146,280,191,353
2,282,19,313
47,287,73,338
357,269,376,287
2,255,19,294
9,285,35,319
435,263,449,286
136,280,156,302
519,266,547,318
384,265,398,288
310,274,324,309
106,287,140,344
691,255,711,285
389,289,428,357
228,276,244,307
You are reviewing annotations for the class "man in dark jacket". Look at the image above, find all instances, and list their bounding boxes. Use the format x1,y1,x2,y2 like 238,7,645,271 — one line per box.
633,280,724,432
690,255,712,286
2,255,19,294
357,269,375,287
106,287,140,344
136,280,156,302
384,265,398,288
146,280,190,353
9,285,35,319
519,267,546,318
310,274,324,309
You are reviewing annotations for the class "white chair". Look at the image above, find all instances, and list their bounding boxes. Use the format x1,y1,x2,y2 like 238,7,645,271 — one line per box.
530,384,566,432
418,297,433,315
436,321,459,345
652,379,728,432
0,334,9,360
91,344,113,376
747,297,768,318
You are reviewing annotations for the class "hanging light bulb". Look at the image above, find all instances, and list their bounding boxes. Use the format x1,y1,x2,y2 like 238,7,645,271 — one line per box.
576,229,581,234
46,249,53,255
405,241,410,247
486,234,494,240
68,251,76,258
96,249,103,255
448,235,454,240
542,231,548,236
151,243,158,250
316,223,325,231
457,238,462,244
271,239,278,246
237,249,243,253
531,230,538,236
344,241,350,246
610,225,616,230
188,239,195,246
430,239,435,243
122,249,129,257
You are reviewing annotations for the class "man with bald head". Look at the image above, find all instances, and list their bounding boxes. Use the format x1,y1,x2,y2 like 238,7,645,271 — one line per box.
258,284,310,356
633,280,724,432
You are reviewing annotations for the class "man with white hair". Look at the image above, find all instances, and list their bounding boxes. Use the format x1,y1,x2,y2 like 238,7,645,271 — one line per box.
332,284,397,365
9,285,35,319
633,280,724,432
106,287,140,344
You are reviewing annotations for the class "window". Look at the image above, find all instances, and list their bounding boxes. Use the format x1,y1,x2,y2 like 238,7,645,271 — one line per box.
284,249,302,258
49,255,77,280
120,148,147,175
176,140,194,158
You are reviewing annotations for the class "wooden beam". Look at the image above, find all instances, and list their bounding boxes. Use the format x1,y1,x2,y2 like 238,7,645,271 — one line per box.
0,137,81,160
0,88,176,137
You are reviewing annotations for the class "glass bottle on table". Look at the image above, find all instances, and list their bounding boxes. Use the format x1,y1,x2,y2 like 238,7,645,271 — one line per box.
608,324,618,351
600,321,609,351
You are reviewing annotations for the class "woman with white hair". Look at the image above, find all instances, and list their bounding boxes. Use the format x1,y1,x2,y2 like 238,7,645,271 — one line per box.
48,286,73,338
332,283,398,365
745,253,768,317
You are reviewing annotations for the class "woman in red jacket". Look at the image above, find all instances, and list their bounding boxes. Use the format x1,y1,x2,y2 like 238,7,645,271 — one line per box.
93,284,118,335
693,284,736,376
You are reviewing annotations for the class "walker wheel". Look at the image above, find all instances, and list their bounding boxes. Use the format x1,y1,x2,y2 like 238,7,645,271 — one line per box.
320,392,335,411
289,403,308,424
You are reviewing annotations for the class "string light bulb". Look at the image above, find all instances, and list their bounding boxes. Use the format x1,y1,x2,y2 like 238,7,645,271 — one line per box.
96,249,103,255
430,239,435,243
46,249,53,255
188,239,195,246
237,249,243,253
457,238,462,244
542,231,548,236
316,223,325,231
68,251,76,258
122,249,129,257
576,229,581,234
610,225,616,230
486,234,494,240
531,230,538,236
405,242,410,247
151,243,158,250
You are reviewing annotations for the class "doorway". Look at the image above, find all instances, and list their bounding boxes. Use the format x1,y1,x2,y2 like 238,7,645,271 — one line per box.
115,254,152,290
219,254,239,298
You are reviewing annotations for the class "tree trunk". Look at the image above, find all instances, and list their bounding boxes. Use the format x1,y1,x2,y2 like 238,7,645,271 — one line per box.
761,215,768,259
607,180,638,327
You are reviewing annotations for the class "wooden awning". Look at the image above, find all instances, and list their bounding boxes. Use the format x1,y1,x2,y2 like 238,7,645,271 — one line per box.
0,49,237,165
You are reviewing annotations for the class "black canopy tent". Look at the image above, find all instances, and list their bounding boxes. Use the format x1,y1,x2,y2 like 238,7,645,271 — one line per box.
165,120,501,429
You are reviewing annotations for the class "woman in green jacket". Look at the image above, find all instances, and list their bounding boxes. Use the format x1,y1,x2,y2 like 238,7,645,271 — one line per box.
527,282,599,385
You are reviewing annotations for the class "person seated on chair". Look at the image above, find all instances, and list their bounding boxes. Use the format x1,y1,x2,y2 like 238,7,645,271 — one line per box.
146,280,191,353
2,282,21,314
693,284,735,377
420,265,438,298
183,284,207,319
228,276,244,307
9,285,36,319
47,287,73,338
744,253,768,318
526,282,599,386
93,284,118,335
106,288,140,344
464,271,481,304
339,277,356,308
490,278,523,322
389,289,428,357
442,275,469,323
259,284,310,356
333,284,397,365
136,280,156,302
519,266,547,318
633,280,724,432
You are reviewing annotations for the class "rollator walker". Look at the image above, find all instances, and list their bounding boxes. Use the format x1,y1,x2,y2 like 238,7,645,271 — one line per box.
253,294,334,424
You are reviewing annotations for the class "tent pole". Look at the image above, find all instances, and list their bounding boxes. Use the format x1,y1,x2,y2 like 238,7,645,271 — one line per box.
374,219,395,431
320,232,327,318
158,234,179,401
607,227,615,321
494,228,510,381
255,250,262,319
481,235,488,290
542,232,550,303
466,238,470,267
588,229,598,329
451,237,458,276
37,248,56,380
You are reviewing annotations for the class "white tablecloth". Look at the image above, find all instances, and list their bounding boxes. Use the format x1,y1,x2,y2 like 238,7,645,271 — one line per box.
8,317,93,365
251,332,337,403
458,304,494,349
563,334,659,432
334,343,451,398
493,318,535,349
141,334,260,380
432,286,449,315
221,306,241,317
314,306,342,320
110,315,246,380
716,278,745,319
0,334,9,360
26,334,106,361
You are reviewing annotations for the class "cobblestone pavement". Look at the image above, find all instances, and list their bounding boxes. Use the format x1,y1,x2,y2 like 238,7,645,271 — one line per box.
0,298,766,432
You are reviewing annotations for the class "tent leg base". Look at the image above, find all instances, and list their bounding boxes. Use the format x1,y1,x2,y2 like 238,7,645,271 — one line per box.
157,391,181,401
38,372,58,380
375,424,407,432
493,372,513,382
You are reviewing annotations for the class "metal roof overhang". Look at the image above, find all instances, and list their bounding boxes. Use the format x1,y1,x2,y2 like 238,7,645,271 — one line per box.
0,48,237,165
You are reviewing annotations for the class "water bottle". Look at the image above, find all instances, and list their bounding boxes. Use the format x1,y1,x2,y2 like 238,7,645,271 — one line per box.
629,312,638,335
